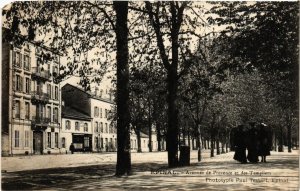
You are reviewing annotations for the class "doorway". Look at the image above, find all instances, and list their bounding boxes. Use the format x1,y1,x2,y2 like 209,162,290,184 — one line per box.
33,131,43,154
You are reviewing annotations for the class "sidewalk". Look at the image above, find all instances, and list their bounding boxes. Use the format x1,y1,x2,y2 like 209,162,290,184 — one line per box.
2,150,299,190
1,150,211,172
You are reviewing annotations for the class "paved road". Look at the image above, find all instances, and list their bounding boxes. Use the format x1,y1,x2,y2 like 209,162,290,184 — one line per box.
2,150,299,190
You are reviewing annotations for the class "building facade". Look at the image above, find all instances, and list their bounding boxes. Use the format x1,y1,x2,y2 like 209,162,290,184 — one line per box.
2,40,61,155
62,83,165,153
62,83,117,152
61,106,92,153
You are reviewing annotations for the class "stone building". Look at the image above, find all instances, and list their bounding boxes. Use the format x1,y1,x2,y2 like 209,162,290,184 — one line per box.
60,106,92,153
62,83,117,152
2,40,61,155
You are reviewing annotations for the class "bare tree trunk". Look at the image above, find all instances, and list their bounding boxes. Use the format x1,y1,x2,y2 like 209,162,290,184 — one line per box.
210,134,214,157
114,1,131,176
187,128,191,148
136,130,142,153
278,126,284,152
288,124,292,153
221,142,225,154
208,139,210,149
197,125,202,161
148,98,152,152
274,131,277,151
156,122,161,151
216,137,220,155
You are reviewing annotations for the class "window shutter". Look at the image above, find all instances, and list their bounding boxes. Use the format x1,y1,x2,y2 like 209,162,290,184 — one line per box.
19,53,22,68
29,79,31,93
13,51,16,66
20,77,23,92
13,76,16,91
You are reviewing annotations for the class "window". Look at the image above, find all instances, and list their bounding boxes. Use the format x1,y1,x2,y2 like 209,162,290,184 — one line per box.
15,75,23,92
84,123,88,132
25,131,29,147
53,108,58,123
105,123,108,133
94,107,99,117
47,106,51,121
54,86,59,100
14,100,20,118
95,137,99,148
14,52,21,68
109,123,114,134
61,137,65,148
23,55,30,70
84,137,89,147
36,81,42,95
105,109,107,118
47,132,51,148
101,138,103,148
105,138,108,148
65,120,71,130
95,122,98,132
100,108,102,118
55,133,58,148
25,78,31,93
47,84,51,99
25,102,30,120
14,130,20,147
100,122,103,133
75,122,80,131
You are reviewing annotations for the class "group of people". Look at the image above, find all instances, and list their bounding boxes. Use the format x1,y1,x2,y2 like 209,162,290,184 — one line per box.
232,122,272,163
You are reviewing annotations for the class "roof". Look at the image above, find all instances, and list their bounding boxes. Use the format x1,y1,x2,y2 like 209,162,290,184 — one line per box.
62,106,92,121
63,83,115,105
140,132,148,138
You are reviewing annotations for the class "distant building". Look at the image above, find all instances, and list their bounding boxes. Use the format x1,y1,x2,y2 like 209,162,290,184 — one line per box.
62,83,117,152
61,106,92,153
62,83,166,153
2,39,61,155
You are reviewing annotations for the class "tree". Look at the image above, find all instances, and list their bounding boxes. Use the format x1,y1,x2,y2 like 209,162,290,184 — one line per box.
114,1,131,176
142,1,208,167
208,2,299,152
3,1,133,176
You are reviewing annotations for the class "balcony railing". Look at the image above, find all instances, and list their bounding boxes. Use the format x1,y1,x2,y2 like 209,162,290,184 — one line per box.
31,67,50,81
31,116,50,126
31,91,50,104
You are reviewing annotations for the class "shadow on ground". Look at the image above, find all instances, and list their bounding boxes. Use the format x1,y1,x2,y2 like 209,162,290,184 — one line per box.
2,153,298,190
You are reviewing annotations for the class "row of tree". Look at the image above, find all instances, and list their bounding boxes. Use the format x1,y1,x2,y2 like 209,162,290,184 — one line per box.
3,1,298,176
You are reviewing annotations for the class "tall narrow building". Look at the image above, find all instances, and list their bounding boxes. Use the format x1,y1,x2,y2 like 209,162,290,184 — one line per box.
2,38,61,155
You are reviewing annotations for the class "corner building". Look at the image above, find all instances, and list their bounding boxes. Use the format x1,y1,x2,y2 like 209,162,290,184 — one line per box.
2,40,61,155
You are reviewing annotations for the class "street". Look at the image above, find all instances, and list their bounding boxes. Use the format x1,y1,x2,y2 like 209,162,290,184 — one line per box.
2,149,299,190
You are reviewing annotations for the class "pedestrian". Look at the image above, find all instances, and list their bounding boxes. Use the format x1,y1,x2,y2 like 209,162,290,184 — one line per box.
70,143,75,154
246,122,259,163
257,123,271,162
233,125,247,163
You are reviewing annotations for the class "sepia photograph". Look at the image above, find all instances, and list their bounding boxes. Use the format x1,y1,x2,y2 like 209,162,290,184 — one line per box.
1,1,299,190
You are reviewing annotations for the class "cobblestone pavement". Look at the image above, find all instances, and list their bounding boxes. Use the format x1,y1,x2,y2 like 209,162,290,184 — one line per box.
2,149,299,190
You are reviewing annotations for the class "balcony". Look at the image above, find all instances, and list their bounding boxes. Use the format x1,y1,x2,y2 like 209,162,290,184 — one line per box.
31,91,50,104
31,67,50,81
31,116,50,130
